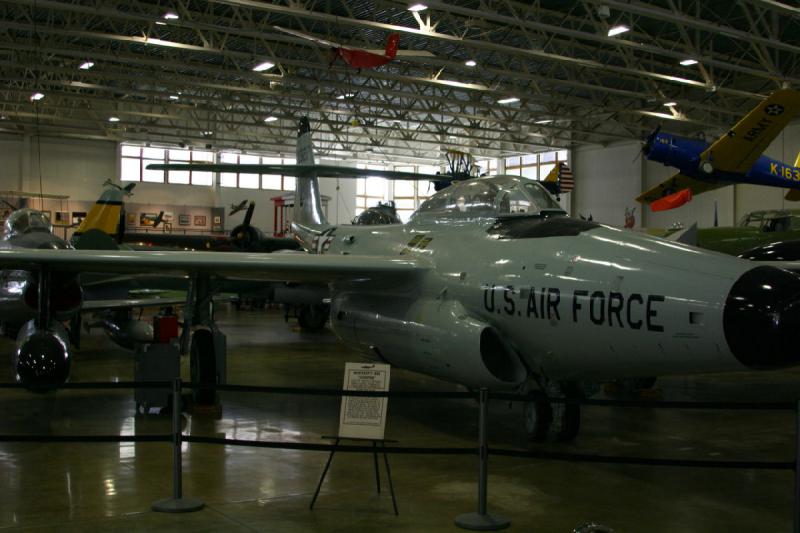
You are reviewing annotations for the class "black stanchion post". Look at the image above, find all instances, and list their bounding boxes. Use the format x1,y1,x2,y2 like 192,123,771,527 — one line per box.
795,400,800,533
152,378,204,513
455,388,510,531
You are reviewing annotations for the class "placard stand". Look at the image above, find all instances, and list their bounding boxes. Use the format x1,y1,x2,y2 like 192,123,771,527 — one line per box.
309,435,399,515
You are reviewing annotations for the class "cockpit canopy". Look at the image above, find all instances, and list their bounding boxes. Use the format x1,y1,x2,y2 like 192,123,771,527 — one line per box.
410,175,565,223
3,209,53,240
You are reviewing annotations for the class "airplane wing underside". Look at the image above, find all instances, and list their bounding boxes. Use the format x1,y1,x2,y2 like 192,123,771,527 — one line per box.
636,172,728,204
0,249,428,284
701,89,800,174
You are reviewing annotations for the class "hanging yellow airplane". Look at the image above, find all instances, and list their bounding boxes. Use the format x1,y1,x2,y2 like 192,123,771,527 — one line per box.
637,89,800,211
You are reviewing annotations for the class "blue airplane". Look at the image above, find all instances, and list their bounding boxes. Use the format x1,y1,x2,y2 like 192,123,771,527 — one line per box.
637,89,800,211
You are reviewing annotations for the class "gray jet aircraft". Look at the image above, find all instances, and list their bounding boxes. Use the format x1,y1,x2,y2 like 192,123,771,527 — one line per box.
2,118,800,441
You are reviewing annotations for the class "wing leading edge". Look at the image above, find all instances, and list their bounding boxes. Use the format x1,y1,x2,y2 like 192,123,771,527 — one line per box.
701,89,800,174
0,249,429,283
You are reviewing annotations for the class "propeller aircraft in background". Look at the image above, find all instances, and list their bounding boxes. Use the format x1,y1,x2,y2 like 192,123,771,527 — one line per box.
637,89,800,211
272,26,432,70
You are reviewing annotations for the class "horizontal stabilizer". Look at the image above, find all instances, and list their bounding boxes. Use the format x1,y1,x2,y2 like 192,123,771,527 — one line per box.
147,163,443,182
785,189,800,202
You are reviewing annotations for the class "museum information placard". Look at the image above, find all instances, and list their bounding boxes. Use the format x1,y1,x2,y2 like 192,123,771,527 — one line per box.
338,363,391,440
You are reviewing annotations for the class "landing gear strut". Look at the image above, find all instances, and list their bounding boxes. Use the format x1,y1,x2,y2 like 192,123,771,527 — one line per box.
183,274,226,406
523,383,581,442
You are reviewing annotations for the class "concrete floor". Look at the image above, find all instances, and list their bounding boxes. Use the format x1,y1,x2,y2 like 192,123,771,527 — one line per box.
0,306,797,532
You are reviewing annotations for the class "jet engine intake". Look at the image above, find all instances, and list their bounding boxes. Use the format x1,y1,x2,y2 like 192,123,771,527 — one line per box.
13,319,71,389
724,266,800,370
332,297,527,388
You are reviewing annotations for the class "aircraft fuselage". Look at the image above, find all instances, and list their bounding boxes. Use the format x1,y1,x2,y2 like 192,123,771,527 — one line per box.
312,215,799,389
646,133,800,190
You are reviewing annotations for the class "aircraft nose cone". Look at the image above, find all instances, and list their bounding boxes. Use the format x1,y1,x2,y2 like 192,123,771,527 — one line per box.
724,266,800,370
15,332,70,389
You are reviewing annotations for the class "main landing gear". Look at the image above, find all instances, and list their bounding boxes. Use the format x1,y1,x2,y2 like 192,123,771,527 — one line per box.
522,383,581,442
182,273,226,407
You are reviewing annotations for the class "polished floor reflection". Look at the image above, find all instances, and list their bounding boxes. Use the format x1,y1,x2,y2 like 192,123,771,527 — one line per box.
0,306,796,532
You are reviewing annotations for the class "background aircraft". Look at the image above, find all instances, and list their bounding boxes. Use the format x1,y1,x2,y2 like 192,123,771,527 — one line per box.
123,199,300,253
3,118,800,443
0,196,185,387
637,89,800,211
272,26,432,69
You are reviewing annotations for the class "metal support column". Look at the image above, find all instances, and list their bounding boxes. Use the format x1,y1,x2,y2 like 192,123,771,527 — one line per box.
152,378,204,513
455,388,510,531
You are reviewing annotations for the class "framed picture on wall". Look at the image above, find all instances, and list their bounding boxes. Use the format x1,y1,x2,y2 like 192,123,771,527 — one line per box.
194,215,206,227
213,215,221,224
127,213,136,225
178,214,191,226
140,212,159,227
41,211,51,223
71,212,87,225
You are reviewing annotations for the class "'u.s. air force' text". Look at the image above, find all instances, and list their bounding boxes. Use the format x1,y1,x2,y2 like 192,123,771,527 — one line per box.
482,285,665,332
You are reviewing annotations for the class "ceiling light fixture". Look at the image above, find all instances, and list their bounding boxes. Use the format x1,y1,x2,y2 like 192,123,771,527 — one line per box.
408,3,427,11
252,61,275,72
534,119,553,124
680,58,698,66
202,130,213,136
497,97,520,104
169,94,179,100
607,24,629,37
264,116,278,122
79,61,94,70
163,12,179,20
465,59,477,67
108,116,120,122
663,101,677,107
30,92,44,101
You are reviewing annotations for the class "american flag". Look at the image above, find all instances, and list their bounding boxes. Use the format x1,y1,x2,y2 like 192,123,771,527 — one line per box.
558,162,574,192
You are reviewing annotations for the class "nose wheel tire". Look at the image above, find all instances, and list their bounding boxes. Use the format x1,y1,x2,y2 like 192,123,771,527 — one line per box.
524,390,581,442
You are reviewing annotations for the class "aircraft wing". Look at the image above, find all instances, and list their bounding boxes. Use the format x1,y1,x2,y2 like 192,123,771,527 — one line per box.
272,25,341,48
701,89,800,173
81,296,188,312
147,163,442,181
0,190,69,199
636,172,728,204
0,249,429,283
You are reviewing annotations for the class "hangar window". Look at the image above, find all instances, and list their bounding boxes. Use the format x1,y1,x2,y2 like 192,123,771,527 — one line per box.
355,164,437,222
474,158,497,176
219,153,296,191
505,150,568,180
120,145,213,185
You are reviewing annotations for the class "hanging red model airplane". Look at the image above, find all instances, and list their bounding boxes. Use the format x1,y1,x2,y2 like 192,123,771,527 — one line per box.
273,26,432,69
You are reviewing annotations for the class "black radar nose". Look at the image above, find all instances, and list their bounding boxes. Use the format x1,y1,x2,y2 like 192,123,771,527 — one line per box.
724,266,800,370
14,332,70,389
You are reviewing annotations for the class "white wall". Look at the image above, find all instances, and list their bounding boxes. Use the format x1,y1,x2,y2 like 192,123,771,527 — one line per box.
572,142,643,227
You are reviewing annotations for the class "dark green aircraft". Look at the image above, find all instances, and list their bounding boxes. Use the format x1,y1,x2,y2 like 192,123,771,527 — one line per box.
665,209,800,256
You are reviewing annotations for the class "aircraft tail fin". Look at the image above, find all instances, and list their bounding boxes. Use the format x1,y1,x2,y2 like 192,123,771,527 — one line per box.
72,182,131,243
384,33,400,59
293,118,329,249
541,162,574,197
794,152,800,168
785,189,800,202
